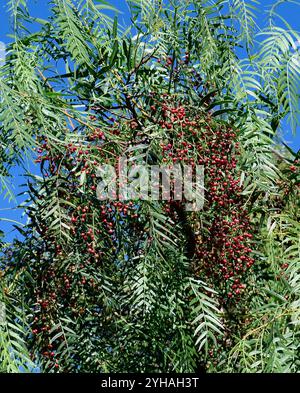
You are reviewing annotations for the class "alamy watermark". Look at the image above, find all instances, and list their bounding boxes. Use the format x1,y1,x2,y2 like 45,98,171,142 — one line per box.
0,41,6,67
95,150,205,211
0,301,6,325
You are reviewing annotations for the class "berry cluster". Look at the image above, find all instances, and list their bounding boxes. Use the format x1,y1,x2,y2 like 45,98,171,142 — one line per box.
151,96,254,300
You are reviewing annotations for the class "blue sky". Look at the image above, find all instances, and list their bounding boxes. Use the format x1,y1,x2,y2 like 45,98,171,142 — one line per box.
0,0,300,243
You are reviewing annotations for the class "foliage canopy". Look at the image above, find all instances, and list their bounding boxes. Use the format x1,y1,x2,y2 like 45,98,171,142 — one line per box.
0,0,299,373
